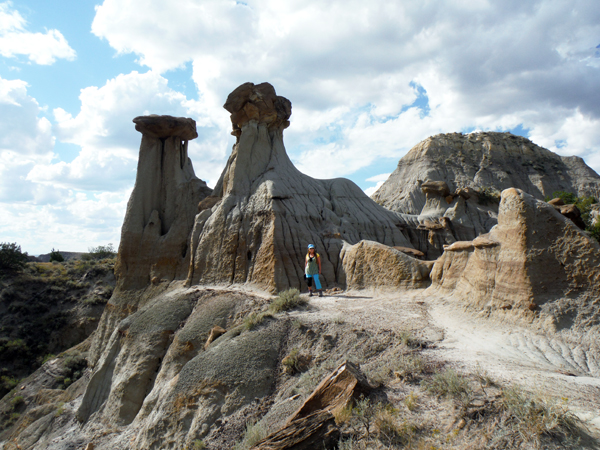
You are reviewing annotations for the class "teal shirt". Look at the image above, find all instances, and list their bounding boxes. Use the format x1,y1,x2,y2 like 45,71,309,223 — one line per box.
305,253,320,276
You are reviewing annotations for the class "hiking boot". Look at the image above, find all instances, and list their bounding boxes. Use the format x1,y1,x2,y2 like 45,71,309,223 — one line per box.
309,291,313,297
318,290,323,297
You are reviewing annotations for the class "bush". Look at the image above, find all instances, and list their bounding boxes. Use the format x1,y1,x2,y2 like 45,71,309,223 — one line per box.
269,288,307,313
421,368,472,405
82,243,116,261
0,242,28,272
49,248,64,262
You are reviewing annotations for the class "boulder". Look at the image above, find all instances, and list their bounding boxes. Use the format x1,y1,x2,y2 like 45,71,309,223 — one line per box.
559,204,586,229
341,240,433,289
548,197,565,206
429,188,600,333
186,82,413,293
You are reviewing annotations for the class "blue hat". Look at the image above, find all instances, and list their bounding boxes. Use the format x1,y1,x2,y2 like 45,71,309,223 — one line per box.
307,244,315,249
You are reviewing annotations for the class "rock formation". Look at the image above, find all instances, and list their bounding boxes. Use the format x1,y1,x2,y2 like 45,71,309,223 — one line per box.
372,132,600,258
186,82,413,292
116,115,212,290
87,115,212,368
428,188,600,333
340,240,433,290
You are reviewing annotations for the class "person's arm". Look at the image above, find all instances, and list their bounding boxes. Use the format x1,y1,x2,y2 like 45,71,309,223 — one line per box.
317,255,322,274
305,254,308,270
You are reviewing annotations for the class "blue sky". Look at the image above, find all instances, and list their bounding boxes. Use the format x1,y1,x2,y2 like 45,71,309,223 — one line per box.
1,0,599,255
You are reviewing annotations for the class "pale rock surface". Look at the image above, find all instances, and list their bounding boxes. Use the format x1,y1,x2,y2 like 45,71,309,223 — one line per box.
373,132,600,258
187,82,412,293
340,240,433,290
429,188,600,333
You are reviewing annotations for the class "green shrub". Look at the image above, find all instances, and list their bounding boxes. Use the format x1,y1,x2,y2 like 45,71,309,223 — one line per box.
269,288,307,313
421,368,472,405
0,242,28,272
49,248,64,262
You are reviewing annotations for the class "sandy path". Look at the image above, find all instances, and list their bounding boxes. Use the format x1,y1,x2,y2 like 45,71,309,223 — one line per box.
298,288,600,431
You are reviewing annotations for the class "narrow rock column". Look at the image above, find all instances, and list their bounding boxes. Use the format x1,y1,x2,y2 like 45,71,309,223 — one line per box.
115,115,212,290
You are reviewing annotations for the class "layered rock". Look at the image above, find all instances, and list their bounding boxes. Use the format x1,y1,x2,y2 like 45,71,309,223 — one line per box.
187,82,412,292
372,132,600,257
88,115,212,366
428,188,600,333
340,240,433,290
116,115,212,290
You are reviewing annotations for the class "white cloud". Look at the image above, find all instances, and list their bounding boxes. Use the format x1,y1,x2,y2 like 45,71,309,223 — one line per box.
89,0,600,180
364,173,391,196
28,70,229,191
0,1,76,65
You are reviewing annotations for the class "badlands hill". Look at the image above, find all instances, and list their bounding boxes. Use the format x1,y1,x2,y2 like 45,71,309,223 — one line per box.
372,131,600,214
371,132,600,258
1,84,600,450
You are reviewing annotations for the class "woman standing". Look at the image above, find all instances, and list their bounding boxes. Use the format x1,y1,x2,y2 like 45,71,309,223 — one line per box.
305,244,323,297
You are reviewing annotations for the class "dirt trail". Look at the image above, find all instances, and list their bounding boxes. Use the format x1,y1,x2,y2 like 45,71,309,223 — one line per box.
291,288,600,432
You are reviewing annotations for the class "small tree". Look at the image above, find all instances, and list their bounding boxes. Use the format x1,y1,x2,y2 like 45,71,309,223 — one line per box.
0,243,28,272
49,248,64,262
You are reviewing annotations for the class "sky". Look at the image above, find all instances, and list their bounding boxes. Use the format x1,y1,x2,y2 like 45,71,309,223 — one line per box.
0,0,599,255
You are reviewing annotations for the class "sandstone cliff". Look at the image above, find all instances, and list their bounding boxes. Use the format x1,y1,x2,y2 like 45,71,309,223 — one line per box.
372,132,600,258
428,188,600,334
186,82,413,293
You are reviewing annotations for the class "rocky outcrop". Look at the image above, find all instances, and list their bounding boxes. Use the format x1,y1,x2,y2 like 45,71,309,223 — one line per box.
372,132,600,258
116,115,212,291
428,188,600,333
187,82,412,293
340,240,433,290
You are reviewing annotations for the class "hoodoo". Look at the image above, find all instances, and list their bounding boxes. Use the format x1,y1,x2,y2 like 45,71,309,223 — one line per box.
187,82,413,292
116,115,212,290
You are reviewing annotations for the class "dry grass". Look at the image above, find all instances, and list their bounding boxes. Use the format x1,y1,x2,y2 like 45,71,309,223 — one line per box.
421,368,472,405
243,311,273,330
232,419,268,450
269,288,307,313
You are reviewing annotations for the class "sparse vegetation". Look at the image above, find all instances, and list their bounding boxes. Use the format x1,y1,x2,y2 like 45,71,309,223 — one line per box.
421,368,472,405
269,288,307,313
82,243,117,261
232,419,268,450
243,311,272,330
493,386,584,448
